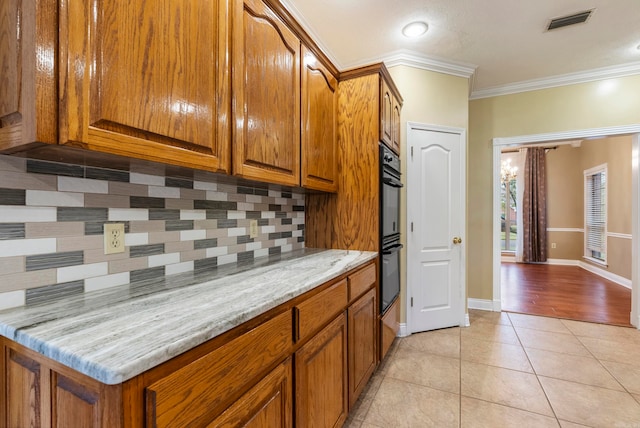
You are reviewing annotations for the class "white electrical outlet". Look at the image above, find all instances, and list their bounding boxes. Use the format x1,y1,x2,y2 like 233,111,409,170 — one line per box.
104,223,126,254
249,219,259,238
551,242,557,249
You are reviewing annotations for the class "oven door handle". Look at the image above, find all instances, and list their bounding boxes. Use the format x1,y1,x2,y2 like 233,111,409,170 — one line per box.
382,243,404,255
382,177,404,188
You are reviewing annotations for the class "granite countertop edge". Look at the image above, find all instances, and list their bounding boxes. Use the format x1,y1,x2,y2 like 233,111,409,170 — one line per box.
0,249,378,385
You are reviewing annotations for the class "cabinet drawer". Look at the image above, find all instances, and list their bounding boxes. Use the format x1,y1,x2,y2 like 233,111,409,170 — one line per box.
295,279,347,342
348,262,376,303
146,310,292,427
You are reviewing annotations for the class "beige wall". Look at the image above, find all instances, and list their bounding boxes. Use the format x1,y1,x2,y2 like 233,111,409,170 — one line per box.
388,65,469,322
470,75,640,300
545,137,632,280
581,136,633,279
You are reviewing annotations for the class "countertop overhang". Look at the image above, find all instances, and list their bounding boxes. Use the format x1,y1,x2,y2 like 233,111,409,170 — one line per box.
0,248,377,384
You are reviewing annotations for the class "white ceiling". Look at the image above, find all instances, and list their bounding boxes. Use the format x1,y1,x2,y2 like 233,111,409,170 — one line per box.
281,0,640,97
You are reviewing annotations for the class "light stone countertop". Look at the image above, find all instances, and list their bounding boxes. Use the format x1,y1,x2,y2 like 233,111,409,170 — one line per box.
0,248,377,385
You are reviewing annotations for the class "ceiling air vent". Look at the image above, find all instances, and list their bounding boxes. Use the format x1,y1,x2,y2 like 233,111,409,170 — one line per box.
547,9,593,31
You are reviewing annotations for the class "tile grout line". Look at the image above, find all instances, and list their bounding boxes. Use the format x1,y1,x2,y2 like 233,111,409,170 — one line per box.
565,319,638,397
506,312,562,424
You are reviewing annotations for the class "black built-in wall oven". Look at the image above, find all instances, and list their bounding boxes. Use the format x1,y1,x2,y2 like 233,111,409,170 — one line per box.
380,144,403,314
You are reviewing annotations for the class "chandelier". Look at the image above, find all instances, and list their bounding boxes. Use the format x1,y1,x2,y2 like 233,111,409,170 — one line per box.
501,158,518,183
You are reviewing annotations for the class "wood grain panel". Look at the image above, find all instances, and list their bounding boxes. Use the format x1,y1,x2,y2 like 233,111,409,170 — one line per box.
295,313,348,428
0,0,57,151
295,279,347,342
0,0,18,124
54,374,100,427
301,45,338,192
146,310,292,427
380,298,399,360
348,287,377,407
210,358,293,427
232,0,300,186
334,75,380,251
348,262,376,303
304,192,335,249
7,349,43,428
60,0,230,171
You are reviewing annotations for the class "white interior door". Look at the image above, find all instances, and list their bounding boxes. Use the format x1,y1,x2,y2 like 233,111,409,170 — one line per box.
407,123,466,333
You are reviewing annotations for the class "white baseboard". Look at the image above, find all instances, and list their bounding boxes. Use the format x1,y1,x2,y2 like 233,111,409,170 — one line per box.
398,323,409,337
547,258,580,266
578,261,632,289
463,312,470,327
467,298,502,312
501,255,516,263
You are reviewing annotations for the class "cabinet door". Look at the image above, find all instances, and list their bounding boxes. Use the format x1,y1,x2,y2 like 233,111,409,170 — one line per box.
5,348,46,427
232,0,301,186
61,0,231,172
211,358,293,428
348,287,377,408
0,0,57,151
392,97,401,154
3,341,122,428
301,46,337,192
295,313,348,428
379,78,393,148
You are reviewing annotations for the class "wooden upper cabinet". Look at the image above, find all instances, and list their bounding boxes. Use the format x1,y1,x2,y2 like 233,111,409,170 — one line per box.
301,45,338,192
392,96,401,154
380,78,393,149
0,0,57,152
232,0,301,186
60,0,231,172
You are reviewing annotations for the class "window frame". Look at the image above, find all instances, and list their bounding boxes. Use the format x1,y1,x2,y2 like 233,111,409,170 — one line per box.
583,163,608,266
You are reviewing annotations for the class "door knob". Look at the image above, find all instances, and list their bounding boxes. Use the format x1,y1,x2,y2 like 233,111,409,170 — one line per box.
453,237,462,245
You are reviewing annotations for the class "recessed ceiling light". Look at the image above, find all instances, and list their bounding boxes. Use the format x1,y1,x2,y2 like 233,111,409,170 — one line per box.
402,21,428,38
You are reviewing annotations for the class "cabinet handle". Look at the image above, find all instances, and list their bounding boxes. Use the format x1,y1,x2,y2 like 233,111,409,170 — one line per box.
292,307,300,343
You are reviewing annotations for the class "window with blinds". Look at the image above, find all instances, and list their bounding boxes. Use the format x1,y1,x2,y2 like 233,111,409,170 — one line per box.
584,164,607,263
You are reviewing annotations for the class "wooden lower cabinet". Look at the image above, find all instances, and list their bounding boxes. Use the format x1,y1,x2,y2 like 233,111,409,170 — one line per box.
348,287,377,408
212,358,293,427
1,338,122,428
0,261,380,428
295,313,348,428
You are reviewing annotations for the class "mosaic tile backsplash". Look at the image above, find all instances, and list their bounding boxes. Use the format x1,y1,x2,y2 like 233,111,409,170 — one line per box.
0,155,305,310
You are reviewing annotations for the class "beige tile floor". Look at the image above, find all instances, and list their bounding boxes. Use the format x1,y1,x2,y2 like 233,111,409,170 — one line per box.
344,310,640,428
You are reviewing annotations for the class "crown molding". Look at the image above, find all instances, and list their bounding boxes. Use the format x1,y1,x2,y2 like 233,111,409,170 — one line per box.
376,50,476,79
493,124,640,146
278,0,344,69
470,61,640,100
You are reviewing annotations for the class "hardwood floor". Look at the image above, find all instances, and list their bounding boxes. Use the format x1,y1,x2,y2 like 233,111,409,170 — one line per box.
501,262,632,326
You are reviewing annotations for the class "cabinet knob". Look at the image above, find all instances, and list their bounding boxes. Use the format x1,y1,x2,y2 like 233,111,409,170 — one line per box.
452,237,462,245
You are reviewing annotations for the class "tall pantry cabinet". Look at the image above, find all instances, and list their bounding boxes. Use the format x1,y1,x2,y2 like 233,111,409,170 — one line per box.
306,63,403,360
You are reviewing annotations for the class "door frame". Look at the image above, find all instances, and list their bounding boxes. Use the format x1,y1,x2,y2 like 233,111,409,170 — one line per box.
406,122,467,334
491,124,640,327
